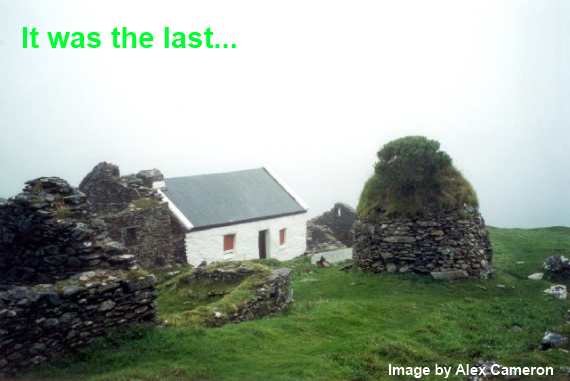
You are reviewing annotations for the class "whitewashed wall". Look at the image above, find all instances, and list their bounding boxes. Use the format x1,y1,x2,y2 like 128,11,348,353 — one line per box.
184,213,308,266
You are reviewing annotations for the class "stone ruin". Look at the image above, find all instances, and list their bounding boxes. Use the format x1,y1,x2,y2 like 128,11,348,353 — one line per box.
79,162,187,268
306,203,356,253
161,261,293,328
353,206,493,279
0,177,156,375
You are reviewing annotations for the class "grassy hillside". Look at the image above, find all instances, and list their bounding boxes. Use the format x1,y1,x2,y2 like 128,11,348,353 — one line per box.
26,227,570,381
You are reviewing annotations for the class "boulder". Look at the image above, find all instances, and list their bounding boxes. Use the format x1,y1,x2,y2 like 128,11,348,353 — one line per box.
544,255,570,280
528,273,544,280
541,331,568,350
544,284,567,300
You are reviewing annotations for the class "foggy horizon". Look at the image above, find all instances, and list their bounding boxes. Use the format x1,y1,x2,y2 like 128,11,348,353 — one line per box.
2,0,569,228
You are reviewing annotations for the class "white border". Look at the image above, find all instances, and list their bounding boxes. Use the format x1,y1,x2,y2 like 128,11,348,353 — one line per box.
155,187,194,231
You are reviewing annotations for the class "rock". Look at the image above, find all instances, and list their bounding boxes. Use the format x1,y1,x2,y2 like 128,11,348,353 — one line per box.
136,169,164,188
544,284,567,300
430,270,469,281
541,331,568,350
386,263,397,273
528,273,544,280
79,271,97,282
98,300,116,312
383,236,416,243
62,286,82,297
544,255,570,279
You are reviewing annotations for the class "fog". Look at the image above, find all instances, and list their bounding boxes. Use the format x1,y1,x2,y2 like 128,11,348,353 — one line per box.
1,0,569,228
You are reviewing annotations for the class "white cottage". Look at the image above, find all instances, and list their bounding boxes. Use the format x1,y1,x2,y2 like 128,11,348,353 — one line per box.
153,167,309,266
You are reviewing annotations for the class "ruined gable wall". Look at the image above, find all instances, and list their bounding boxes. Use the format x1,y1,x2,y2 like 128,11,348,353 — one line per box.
0,178,156,376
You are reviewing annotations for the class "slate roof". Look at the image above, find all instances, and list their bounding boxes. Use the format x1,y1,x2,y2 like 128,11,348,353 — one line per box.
162,168,307,230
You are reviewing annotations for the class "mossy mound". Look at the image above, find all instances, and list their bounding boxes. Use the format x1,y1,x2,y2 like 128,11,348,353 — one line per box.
157,261,292,327
357,136,478,219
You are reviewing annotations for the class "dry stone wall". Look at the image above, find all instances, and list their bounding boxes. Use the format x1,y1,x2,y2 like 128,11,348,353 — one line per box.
0,178,135,284
79,162,186,268
0,178,157,376
0,270,156,374
353,207,493,279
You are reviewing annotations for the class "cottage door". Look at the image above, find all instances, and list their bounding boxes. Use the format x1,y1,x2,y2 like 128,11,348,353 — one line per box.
258,230,268,259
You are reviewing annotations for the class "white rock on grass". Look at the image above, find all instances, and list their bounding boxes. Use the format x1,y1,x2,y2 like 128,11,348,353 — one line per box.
528,273,544,280
544,284,568,300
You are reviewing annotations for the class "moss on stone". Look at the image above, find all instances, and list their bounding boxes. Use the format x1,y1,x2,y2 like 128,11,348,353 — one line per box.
55,207,72,220
131,197,161,210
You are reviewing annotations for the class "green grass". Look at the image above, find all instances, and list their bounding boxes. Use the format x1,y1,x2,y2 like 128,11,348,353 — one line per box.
25,227,570,381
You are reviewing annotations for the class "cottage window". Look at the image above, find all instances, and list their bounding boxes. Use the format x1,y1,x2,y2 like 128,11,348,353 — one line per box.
223,234,236,253
279,228,286,246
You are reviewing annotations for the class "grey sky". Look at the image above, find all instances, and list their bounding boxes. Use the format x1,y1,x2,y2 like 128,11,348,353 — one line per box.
1,0,569,228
